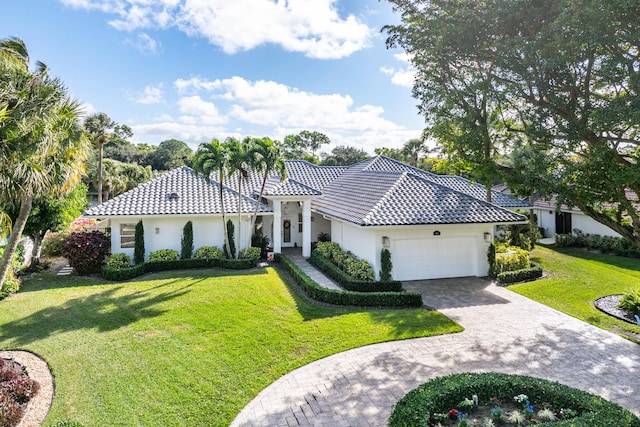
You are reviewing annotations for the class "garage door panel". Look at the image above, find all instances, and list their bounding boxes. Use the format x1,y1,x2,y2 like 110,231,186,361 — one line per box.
392,237,477,280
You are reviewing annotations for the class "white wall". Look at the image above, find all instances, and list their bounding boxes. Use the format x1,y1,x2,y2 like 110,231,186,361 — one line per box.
536,208,621,238
311,213,331,242
111,215,251,261
329,220,493,280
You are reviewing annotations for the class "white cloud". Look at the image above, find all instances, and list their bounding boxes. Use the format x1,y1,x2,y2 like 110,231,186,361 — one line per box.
59,0,371,59
174,76,221,94
381,52,416,88
135,84,164,104
130,76,422,153
177,96,228,125
126,33,161,54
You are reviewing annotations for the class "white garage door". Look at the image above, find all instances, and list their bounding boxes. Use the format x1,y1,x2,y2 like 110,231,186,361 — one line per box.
392,237,478,281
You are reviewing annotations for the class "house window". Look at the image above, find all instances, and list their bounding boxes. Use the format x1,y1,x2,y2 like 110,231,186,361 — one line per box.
298,212,303,233
120,223,136,248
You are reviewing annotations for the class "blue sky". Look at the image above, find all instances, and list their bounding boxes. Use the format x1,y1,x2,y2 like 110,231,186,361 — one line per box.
3,0,423,154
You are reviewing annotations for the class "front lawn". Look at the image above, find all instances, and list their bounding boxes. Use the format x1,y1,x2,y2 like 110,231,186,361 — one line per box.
0,267,461,426
510,245,640,342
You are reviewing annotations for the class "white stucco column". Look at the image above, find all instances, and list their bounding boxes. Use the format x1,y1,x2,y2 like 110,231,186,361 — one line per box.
302,200,311,257
273,201,282,253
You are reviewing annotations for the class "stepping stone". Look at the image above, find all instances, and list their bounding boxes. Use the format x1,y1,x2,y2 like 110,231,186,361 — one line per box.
56,266,73,276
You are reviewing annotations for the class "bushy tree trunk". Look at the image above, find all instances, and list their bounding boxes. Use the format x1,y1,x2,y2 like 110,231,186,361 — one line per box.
0,195,33,287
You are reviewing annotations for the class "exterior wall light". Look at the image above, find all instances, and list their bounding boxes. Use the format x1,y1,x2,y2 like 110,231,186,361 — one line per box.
484,232,491,242
382,236,390,247
155,227,160,234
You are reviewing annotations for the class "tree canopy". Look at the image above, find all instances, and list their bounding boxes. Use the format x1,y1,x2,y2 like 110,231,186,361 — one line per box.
384,0,640,244
0,37,90,286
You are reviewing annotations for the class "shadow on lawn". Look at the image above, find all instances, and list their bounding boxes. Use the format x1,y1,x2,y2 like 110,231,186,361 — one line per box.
0,281,195,347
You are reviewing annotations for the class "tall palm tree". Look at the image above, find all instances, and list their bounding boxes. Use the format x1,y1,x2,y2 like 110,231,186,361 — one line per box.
83,113,115,205
225,137,249,258
193,139,232,259
0,37,90,287
248,137,286,238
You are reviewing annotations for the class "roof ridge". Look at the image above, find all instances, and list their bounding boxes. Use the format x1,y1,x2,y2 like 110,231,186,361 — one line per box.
362,171,409,225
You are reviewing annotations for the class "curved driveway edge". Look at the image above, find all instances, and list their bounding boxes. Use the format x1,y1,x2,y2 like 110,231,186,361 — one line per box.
232,278,640,427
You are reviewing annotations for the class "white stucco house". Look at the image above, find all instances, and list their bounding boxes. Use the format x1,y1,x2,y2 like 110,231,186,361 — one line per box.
84,156,528,281
532,196,621,238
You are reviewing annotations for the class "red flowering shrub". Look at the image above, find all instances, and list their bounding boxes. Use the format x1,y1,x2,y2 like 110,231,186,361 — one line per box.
62,231,111,275
0,358,40,427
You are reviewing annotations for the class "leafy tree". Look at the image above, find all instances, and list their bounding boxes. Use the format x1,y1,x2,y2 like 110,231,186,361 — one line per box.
282,130,330,162
2,184,88,265
374,147,410,163
148,139,193,170
84,113,132,205
320,145,369,166
0,37,90,287
247,137,286,237
225,219,236,260
134,220,145,264
104,138,138,163
384,0,640,244
193,139,232,259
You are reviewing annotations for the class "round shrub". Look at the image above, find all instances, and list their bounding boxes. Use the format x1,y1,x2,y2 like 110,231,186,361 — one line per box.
42,231,71,257
61,231,111,275
239,247,261,260
107,253,131,269
389,372,640,427
148,249,179,262
194,246,224,259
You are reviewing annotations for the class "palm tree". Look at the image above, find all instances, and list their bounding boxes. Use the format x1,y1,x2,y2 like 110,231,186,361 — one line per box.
0,37,90,287
83,113,115,205
225,137,249,258
248,137,286,238
193,139,232,259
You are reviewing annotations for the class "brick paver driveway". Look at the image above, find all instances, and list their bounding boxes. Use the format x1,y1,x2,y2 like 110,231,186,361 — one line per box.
232,277,640,426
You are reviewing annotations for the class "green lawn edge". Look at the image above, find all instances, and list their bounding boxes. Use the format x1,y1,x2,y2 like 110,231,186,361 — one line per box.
509,245,640,343
0,265,461,426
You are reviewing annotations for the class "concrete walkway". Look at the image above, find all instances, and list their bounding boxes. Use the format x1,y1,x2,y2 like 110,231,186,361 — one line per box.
281,249,342,291
232,276,640,426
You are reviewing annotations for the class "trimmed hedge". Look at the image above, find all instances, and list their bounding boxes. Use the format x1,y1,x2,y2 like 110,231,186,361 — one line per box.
389,372,640,427
276,253,422,308
497,262,543,285
556,233,640,258
101,257,258,281
309,251,403,292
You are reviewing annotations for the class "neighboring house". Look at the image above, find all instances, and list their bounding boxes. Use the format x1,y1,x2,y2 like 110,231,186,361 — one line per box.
533,195,622,238
84,156,528,281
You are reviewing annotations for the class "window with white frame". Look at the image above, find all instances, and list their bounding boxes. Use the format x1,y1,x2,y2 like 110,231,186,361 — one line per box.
120,223,136,248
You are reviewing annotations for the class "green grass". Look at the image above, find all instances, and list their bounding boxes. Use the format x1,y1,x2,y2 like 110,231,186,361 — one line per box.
0,267,461,426
510,245,640,342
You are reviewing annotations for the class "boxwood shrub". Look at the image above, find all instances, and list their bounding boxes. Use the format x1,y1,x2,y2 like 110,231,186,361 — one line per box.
101,256,258,281
276,253,422,308
314,242,375,281
309,250,403,292
148,249,180,262
389,372,640,427
556,233,640,258
497,262,543,285
194,246,224,259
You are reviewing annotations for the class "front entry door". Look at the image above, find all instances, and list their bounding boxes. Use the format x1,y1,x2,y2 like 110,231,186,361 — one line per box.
283,219,292,243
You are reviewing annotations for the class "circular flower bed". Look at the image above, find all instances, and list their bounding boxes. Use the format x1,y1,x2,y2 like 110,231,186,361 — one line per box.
389,372,640,427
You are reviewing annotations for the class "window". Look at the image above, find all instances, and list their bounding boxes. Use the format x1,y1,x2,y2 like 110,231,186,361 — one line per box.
120,223,136,248
298,212,303,233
